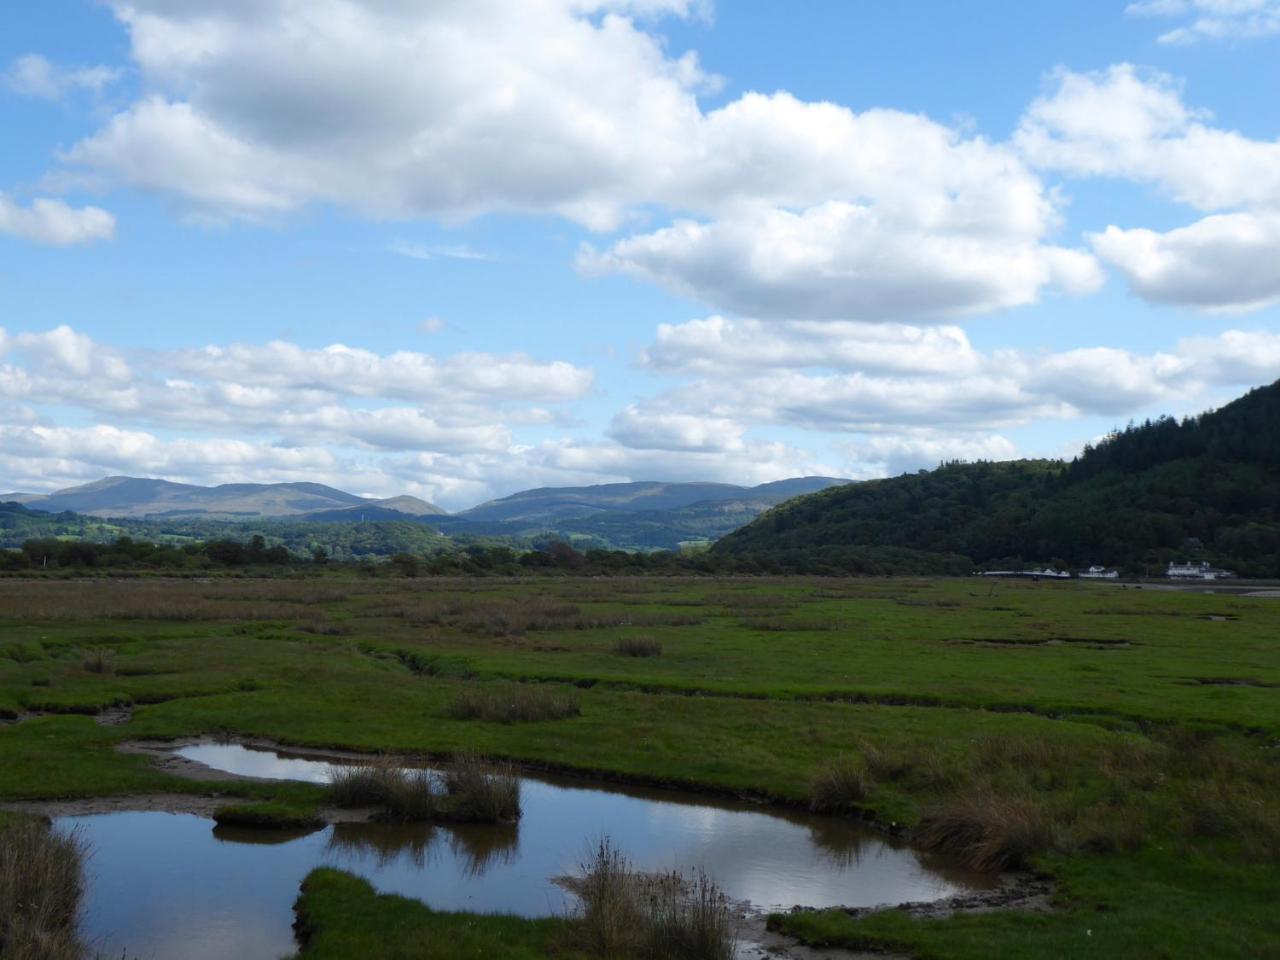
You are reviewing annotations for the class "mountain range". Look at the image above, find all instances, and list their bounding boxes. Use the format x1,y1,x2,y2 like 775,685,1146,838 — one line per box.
2,475,850,553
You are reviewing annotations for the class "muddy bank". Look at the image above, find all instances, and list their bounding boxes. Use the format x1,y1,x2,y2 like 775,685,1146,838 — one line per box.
779,872,1055,925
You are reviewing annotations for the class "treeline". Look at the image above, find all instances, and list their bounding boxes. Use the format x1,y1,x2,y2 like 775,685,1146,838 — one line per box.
4,535,295,571
716,380,1280,577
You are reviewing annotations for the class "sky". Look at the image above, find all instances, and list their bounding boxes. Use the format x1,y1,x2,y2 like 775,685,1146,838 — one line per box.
2,0,1279,511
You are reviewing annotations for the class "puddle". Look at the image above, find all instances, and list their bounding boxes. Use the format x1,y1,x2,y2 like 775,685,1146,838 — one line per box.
59,742,991,960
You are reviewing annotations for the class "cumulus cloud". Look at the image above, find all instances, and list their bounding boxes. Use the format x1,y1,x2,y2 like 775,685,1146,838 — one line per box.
1017,65,1280,211
0,326,591,455
52,1,1097,322
583,203,1101,322
0,194,116,246
628,315,1280,438
1126,0,1280,44
1018,64,1280,312
4,54,120,99
840,434,1019,479
643,317,983,376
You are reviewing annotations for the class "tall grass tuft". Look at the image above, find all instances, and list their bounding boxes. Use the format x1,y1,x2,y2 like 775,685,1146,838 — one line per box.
809,756,871,814
0,818,88,960
329,757,437,821
440,753,521,822
573,837,736,960
614,636,662,658
443,684,580,724
914,792,1056,871
81,647,115,674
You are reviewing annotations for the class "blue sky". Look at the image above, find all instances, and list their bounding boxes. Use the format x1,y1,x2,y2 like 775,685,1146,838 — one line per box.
2,0,1279,509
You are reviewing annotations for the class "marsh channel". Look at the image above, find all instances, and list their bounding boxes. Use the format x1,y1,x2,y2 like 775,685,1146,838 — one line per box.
55,741,993,959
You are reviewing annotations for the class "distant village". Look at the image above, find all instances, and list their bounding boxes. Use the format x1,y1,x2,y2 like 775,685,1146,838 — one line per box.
980,560,1236,581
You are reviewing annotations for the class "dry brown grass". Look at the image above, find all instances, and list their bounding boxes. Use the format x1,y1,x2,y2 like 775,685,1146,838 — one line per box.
914,793,1058,871
0,818,88,960
572,837,736,960
614,636,663,658
440,753,521,823
442,684,581,724
809,756,871,814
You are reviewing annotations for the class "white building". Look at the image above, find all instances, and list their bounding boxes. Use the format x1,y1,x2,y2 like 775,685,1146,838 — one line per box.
1166,560,1235,580
1080,566,1119,579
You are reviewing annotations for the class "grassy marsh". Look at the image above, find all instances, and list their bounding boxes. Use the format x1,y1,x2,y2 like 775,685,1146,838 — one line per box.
1,575,1278,957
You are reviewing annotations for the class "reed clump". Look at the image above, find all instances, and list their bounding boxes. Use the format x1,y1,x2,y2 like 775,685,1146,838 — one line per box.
329,757,438,821
440,753,522,822
809,756,871,814
81,647,115,674
0,818,88,960
329,754,520,823
572,837,736,960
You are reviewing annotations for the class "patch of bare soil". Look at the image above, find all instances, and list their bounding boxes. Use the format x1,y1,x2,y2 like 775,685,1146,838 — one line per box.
786,873,1055,924
94,705,133,726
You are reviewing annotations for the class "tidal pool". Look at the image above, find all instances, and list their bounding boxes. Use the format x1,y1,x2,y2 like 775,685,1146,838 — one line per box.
59,742,989,959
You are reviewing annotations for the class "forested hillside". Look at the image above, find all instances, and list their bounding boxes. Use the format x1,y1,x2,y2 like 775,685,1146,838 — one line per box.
714,381,1280,576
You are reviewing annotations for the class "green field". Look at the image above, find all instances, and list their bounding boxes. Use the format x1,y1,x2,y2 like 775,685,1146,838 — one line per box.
1,575,1277,958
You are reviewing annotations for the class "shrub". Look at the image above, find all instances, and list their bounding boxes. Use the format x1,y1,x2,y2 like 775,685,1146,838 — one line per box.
614,636,663,658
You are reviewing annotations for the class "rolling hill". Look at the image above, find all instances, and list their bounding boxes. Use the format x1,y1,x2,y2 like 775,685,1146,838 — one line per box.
714,381,1280,577
14,476,444,520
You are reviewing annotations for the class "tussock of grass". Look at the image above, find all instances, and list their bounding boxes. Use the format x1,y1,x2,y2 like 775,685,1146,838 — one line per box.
443,684,580,723
297,619,352,636
0,817,87,960
573,837,735,960
613,636,662,658
440,753,521,823
329,758,438,821
809,756,871,814
328,754,520,823
80,647,114,674
914,792,1056,871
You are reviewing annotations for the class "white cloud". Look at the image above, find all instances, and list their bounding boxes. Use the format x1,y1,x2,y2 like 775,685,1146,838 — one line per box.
840,434,1019,479
1126,0,1280,44
628,316,1280,439
607,405,745,452
0,194,116,246
644,316,984,376
388,240,490,262
1017,65,1280,212
4,54,120,99
54,1,1095,323
1091,212,1280,312
582,203,1101,322
1018,64,1280,312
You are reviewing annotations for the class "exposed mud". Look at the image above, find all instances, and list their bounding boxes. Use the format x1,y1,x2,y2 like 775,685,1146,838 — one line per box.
775,872,1055,934
1183,677,1275,688
94,704,133,726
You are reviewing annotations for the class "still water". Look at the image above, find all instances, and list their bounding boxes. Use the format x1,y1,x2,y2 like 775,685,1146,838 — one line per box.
59,742,987,960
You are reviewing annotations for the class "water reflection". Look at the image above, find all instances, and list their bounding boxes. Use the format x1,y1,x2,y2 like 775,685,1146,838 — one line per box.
327,821,438,869
60,742,994,959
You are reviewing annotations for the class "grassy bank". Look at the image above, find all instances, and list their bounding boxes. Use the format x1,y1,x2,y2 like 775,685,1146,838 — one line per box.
2,575,1278,957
